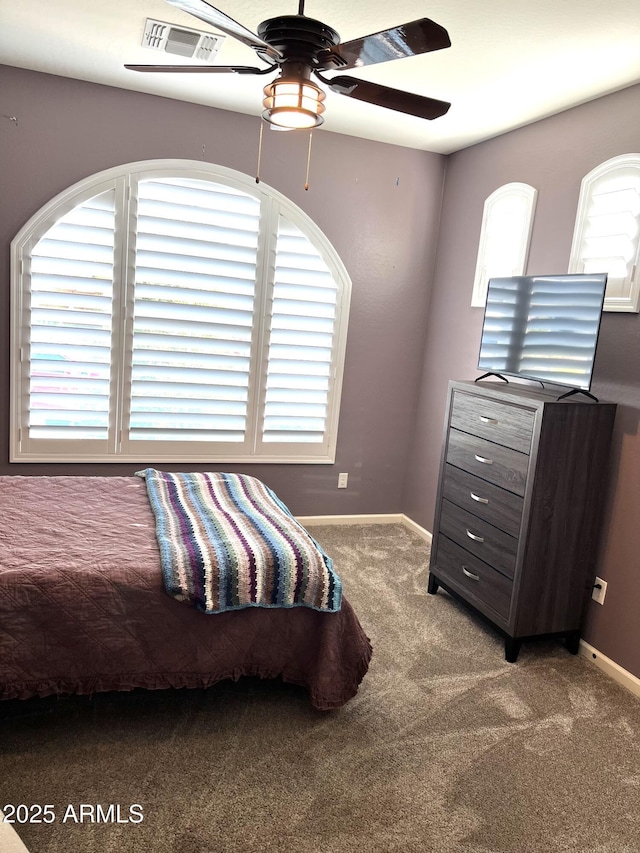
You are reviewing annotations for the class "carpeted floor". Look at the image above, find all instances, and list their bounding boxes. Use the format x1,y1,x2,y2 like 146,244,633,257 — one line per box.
1,524,639,853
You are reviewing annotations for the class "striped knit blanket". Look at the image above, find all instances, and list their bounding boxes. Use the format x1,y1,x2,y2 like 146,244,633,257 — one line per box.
136,469,341,615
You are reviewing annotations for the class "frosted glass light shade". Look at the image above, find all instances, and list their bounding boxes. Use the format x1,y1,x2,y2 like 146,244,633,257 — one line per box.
262,79,326,129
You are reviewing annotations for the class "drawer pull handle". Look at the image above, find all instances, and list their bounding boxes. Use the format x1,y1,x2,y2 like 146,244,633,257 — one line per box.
462,566,480,581
474,454,493,465
470,491,489,504
466,529,485,543
479,416,498,424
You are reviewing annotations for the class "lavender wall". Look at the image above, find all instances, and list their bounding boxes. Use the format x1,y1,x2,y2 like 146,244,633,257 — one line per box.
0,65,445,515
405,82,640,679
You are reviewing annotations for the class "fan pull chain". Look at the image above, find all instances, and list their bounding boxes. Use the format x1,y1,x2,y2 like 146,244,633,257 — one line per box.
304,131,313,191
256,122,313,190
255,121,264,184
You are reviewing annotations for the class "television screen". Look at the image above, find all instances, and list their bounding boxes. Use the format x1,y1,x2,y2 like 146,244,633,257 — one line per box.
477,273,607,391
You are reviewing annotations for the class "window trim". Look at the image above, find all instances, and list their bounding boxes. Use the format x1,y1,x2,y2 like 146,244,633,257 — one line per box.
11,159,352,464
471,182,537,308
568,153,640,313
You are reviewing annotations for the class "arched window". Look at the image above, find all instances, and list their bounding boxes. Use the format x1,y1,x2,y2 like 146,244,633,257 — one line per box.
471,182,537,307
11,160,351,463
569,153,640,313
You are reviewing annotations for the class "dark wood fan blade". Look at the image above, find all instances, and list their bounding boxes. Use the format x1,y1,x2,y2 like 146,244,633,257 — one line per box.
327,75,451,120
317,18,450,71
125,64,266,74
164,0,282,61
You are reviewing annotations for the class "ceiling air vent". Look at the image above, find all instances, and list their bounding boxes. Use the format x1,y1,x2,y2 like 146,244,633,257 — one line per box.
142,18,225,62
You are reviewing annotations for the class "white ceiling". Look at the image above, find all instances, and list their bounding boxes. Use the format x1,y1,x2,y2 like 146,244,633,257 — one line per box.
2,0,640,154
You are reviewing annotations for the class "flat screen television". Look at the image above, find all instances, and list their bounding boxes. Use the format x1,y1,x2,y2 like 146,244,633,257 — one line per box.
477,273,607,395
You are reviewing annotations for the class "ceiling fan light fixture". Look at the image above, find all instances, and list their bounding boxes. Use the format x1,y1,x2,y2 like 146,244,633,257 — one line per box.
262,77,326,129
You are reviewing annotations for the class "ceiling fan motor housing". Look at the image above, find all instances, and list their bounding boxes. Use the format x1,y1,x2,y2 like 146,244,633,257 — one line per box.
257,15,342,67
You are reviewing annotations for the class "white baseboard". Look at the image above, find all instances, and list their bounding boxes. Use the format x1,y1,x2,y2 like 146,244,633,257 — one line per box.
297,513,404,527
579,640,640,700
401,515,433,544
297,513,432,543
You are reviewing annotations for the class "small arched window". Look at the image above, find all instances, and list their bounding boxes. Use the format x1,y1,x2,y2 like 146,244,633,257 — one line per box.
471,182,537,307
569,153,640,313
11,160,351,463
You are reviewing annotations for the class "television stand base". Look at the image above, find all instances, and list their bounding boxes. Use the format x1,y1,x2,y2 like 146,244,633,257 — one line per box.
475,373,546,390
475,372,508,383
557,388,599,402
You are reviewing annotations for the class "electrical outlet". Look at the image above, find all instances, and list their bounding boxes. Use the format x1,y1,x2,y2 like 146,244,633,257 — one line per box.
337,472,348,489
592,576,607,605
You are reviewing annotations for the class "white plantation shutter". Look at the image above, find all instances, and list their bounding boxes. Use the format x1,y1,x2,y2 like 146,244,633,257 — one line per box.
11,160,351,463
580,182,639,277
126,177,261,449
471,183,537,308
261,215,337,446
569,155,640,312
27,189,116,444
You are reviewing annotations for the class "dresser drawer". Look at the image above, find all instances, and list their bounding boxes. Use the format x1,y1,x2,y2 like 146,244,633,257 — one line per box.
441,464,523,538
450,391,534,454
433,536,512,623
439,499,517,579
447,429,529,496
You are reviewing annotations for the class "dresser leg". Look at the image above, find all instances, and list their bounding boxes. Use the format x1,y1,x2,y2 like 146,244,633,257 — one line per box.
505,638,521,663
565,631,580,655
427,573,439,595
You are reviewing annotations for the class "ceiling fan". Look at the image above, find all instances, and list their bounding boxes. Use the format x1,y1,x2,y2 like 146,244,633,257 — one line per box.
126,0,452,130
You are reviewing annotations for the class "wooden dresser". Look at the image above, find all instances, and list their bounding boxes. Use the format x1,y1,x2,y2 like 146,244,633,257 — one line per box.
428,380,616,662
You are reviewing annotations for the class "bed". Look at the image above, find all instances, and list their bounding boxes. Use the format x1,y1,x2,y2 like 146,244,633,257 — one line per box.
0,474,372,711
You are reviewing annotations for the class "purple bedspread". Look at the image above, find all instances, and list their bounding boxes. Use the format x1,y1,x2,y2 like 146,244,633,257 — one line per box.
0,476,372,710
